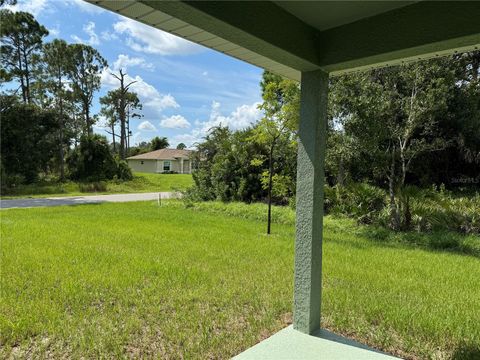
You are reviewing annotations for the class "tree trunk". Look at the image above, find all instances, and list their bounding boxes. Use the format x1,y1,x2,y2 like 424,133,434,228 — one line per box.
127,107,130,154
57,72,65,181
21,41,31,104
58,103,65,181
118,72,127,160
59,120,65,180
16,42,27,103
404,195,411,230
267,144,274,235
119,102,126,159
85,101,92,136
399,143,407,188
337,156,345,187
111,122,116,153
389,148,400,230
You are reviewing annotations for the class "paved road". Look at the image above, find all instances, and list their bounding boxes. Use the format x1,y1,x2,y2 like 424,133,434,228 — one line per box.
0,192,178,209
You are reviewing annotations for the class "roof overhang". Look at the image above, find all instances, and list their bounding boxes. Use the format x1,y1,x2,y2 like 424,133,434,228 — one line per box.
88,1,480,80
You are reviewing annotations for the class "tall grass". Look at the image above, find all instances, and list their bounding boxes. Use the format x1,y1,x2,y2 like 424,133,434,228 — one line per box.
178,200,480,258
1,201,479,359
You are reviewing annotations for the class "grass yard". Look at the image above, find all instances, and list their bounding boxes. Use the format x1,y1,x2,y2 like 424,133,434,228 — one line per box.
1,201,479,359
0,172,193,199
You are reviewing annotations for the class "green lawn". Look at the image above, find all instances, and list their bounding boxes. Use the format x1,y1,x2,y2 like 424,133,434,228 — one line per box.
1,201,479,359
0,172,193,198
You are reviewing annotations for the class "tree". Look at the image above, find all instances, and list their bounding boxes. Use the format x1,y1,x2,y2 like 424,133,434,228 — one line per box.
254,71,300,234
191,126,268,202
331,59,455,230
99,97,118,152
68,44,107,135
41,39,73,180
0,9,48,103
150,136,169,151
1,95,58,183
176,143,187,150
67,134,132,181
127,141,150,157
100,87,142,157
109,69,138,159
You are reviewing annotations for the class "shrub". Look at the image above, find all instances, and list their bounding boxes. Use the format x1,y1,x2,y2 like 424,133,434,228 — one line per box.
324,183,480,236
116,160,133,181
410,190,480,234
1,173,26,189
325,183,386,224
67,135,132,182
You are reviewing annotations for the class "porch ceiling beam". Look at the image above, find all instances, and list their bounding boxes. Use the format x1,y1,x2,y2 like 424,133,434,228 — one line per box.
140,1,480,75
141,0,321,71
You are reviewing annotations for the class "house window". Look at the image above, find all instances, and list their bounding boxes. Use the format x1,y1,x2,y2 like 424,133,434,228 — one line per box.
163,160,171,172
141,161,144,165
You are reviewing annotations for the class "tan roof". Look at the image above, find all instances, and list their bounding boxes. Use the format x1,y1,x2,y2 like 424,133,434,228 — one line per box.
127,148,192,160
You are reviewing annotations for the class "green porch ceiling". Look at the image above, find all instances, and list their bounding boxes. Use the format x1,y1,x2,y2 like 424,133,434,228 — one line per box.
90,1,480,79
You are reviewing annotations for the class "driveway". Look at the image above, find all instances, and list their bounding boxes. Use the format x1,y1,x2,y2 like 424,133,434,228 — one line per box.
0,192,178,209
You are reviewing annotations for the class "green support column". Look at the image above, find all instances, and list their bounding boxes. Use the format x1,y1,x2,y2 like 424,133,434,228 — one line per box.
293,69,329,335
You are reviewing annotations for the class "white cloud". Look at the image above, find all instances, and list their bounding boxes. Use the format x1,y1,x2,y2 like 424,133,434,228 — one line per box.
200,101,261,134
101,68,179,115
171,133,200,149
172,101,262,148
160,115,191,129
5,0,104,17
48,25,60,37
113,54,154,72
138,121,157,132
101,30,118,41
202,71,208,76
113,17,203,56
71,21,100,46
146,93,179,111
132,132,144,146
5,0,48,16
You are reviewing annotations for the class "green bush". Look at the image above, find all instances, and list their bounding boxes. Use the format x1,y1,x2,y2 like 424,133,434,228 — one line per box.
410,189,480,234
325,183,479,235
67,135,132,182
1,173,26,190
116,160,133,181
325,183,386,224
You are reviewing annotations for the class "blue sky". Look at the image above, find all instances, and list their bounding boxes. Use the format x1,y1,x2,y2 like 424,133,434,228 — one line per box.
7,0,264,148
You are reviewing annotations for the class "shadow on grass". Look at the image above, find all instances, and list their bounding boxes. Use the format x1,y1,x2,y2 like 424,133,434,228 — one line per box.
452,343,480,360
354,225,480,258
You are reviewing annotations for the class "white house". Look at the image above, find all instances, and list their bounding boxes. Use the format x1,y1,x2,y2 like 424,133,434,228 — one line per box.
127,148,193,174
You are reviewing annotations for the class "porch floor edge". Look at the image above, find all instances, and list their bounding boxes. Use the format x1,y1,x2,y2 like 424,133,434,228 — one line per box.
232,325,400,360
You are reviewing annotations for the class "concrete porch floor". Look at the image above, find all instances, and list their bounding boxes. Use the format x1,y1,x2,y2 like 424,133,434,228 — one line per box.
233,326,399,360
